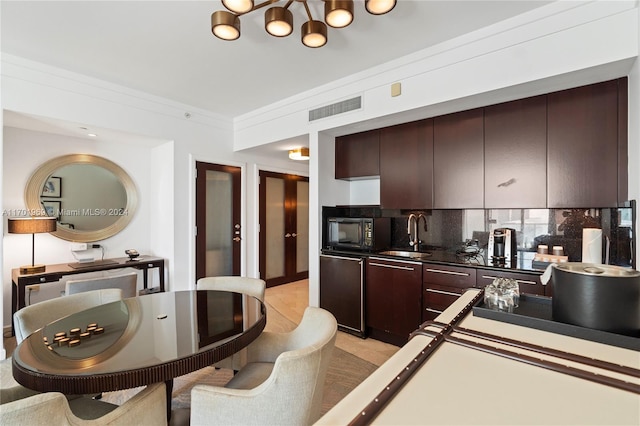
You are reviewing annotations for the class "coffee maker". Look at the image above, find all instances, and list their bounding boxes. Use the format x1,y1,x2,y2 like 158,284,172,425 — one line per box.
488,228,517,266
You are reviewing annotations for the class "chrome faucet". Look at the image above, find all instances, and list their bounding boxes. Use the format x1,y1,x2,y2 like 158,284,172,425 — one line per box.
407,213,428,251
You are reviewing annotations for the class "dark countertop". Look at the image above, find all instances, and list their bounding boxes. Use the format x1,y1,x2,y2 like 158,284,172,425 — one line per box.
321,247,544,276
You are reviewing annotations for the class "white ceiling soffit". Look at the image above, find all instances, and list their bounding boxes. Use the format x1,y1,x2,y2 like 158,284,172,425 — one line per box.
1,1,552,119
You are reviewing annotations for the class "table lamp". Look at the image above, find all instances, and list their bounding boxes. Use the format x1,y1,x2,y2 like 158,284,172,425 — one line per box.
8,217,57,274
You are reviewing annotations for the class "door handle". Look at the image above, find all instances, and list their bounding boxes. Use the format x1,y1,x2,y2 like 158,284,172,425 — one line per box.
291,233,297,237
285,233,291,238
233,237,241,242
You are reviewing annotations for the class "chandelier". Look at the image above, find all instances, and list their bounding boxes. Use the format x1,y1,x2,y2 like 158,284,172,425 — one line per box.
211,0,397,48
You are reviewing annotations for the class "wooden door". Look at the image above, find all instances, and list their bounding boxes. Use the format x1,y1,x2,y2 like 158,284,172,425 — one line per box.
547,79,620,207
259,171,309,287
195,162,241,281
484,95,547,208
380,119,434,209
335,130,380,179
433,109,484,208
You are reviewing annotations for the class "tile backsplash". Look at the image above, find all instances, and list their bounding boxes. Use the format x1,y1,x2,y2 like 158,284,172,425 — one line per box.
323,201,636,269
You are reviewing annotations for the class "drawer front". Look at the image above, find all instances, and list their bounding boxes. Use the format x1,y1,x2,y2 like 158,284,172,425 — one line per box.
424,284,463,312
423,264,476,289
476,270,544,295
18,274,64,285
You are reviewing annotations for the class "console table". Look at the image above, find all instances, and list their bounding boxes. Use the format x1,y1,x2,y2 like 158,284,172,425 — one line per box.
11,256,165,329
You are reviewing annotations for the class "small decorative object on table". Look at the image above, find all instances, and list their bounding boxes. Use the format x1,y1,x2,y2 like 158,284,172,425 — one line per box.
484,277,520,313
125,249,140,261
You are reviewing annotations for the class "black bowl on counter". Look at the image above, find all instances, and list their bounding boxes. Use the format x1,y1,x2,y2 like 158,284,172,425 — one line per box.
543,263,640,337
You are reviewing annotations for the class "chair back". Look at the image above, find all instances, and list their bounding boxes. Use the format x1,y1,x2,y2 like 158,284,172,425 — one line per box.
13,288,123,344
65,272,138,298
197,276,266,302
263,307,337,424
191,307,337,426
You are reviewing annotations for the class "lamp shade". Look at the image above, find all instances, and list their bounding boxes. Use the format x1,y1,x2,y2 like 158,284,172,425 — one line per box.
8,217,57,234
301,20,327,48
365,0,396,15
325,0,354,28
212,10,241,40
265,7,293,37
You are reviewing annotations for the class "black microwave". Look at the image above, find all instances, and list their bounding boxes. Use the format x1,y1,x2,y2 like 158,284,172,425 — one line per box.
326,217,390,251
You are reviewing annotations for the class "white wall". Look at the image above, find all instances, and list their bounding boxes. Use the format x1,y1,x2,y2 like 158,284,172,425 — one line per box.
1,0,637,336
232,1,639,305
1,55,308,331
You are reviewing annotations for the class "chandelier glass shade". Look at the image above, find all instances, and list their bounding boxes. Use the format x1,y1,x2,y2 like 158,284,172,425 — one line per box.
211,10,241,40
325,0,353,28
222,0,255,14
211,0,396,48
265,6,293,37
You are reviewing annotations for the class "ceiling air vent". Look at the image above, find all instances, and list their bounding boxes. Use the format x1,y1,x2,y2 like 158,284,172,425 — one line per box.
308,96,361,121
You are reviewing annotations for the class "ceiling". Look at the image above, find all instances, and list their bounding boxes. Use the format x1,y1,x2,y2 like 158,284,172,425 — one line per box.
1,1,552,119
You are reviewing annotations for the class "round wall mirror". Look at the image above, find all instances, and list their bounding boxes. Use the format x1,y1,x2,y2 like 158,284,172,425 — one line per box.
24,154,138,242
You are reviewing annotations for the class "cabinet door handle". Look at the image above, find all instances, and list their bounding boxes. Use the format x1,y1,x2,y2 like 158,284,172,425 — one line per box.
426,288,460,297
425,268,469,277
320,255,362,262
425,308,443,314
369,262,415,271
481,275,538,286
497,178,516,188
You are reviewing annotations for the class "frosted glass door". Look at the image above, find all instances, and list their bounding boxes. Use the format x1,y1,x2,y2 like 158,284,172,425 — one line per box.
265,177,285,280
259,171,309,286
196,162,241,281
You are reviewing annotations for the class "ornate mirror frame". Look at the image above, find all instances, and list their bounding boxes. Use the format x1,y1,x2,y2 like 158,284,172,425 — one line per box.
24,154,138,242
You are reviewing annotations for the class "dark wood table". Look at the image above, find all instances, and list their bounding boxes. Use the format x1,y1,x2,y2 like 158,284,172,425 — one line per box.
11,256,165,334
12,290,266,420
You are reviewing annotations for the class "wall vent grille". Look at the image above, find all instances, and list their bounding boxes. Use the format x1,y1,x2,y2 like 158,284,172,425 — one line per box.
308,96,361,121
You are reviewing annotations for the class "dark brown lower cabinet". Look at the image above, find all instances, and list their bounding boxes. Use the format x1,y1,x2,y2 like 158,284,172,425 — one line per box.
319,254,365,337
422,264,476,322
475,270,545,296
366,257,423,346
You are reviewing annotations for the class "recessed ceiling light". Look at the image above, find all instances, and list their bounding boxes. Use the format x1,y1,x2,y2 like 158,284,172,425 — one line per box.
87,133,97,137
289,148,310,160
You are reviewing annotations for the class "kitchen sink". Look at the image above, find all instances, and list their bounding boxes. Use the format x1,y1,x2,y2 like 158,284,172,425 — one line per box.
378,250,432,260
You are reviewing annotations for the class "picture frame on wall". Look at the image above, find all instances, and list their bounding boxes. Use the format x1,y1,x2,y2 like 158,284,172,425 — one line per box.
42,176,61,198
42,200,61,219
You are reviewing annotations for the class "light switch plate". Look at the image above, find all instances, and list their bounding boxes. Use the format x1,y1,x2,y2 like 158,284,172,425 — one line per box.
391,82,401,97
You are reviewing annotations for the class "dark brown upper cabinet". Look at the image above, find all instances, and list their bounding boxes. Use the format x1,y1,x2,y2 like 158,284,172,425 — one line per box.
433,109,484,209
379,119,434,210
547,79,625,208
484,96,547,208
335,130,380,180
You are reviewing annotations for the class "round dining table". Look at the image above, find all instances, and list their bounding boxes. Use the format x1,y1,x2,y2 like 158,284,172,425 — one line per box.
11,290,266,419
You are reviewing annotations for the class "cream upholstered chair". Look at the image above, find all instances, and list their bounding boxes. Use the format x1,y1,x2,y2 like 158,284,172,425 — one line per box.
0,382,166,425
190,306,338,426
7,288,124,404
13,288,123,344
0,357,39,403
65,272,138,299
196,276,266,302
196,276,266,372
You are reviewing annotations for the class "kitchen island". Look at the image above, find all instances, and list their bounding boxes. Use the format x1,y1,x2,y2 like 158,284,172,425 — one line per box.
316,289,640,425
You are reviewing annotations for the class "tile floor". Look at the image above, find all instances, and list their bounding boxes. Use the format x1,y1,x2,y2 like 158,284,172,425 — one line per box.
266,279,399,366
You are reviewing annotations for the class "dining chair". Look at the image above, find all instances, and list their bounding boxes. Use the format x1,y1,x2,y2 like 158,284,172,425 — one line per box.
6,288,124,405
13,288,124,344
190,306,338,426
65,272,138,299
0,357,39,403
196,276,266,302
196,276,266,372
0,382,166,425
